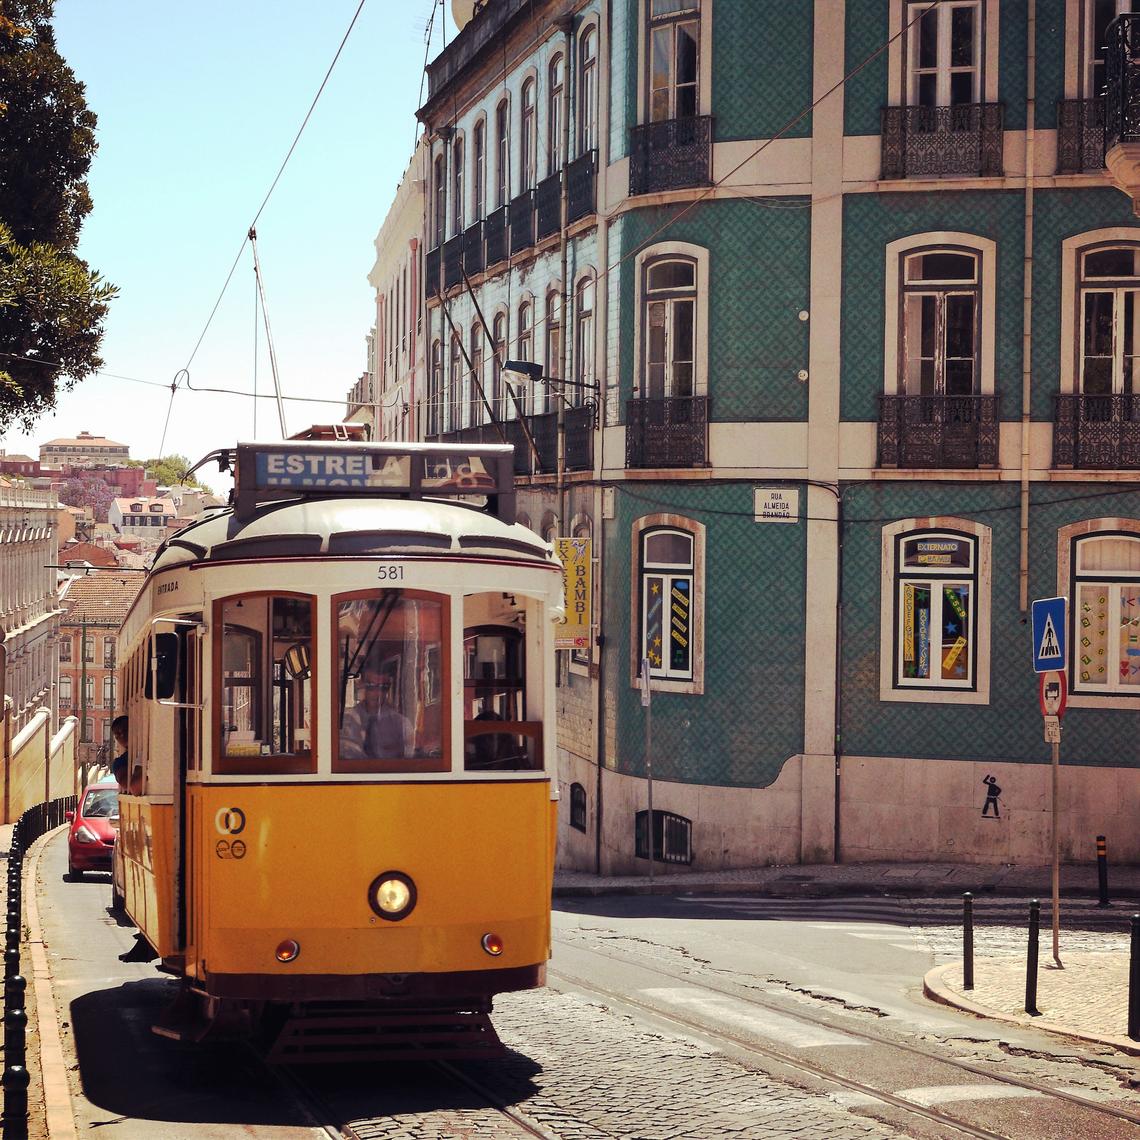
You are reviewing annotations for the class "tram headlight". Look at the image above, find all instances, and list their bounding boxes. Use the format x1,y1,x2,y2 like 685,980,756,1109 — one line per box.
368,871,417,921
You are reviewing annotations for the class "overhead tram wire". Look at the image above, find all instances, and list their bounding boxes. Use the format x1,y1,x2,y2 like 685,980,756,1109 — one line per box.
158,0,370,451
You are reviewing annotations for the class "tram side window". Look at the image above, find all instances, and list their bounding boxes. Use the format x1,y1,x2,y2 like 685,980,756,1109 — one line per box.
334,590,449,773
217,594,314,774
462,618,542,772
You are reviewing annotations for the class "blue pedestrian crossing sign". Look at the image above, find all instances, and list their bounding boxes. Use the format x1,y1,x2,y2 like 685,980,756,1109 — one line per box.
1031,596,1067,674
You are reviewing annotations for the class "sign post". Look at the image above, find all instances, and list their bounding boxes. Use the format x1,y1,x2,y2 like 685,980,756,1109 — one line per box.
1031,597,1068,969
640,659,654,890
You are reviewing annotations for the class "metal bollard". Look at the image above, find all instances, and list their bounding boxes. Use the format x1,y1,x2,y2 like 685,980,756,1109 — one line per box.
3,951,18,983
963,892,974,991
2,1063,29,1139
1129,914,1140,1041
3,1007,26,1072
1097,835,1111,908
1025,899,1041,1016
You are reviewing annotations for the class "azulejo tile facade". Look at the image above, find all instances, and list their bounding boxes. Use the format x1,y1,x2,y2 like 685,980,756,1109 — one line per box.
399,0,1140,875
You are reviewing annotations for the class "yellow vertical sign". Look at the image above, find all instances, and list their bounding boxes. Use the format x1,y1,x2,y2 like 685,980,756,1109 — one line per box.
555,537,592,650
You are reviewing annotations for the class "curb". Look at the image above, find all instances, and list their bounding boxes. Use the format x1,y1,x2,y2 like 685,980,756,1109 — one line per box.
922,961,1140,1058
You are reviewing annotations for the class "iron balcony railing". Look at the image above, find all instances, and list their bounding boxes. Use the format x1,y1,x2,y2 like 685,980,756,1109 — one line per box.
564,403,593,471
426,407,593,476
462,220,484,276
1053,393,1140,468
484,207,509,267
535,171,562,241
566,150,597,223
1057,99,1105,173
424,246,441,298
629,116,714,196
442,234,464,290
509,190,535,256
880,103,1004,179
877,394,999,468
625,395,709,469
1106,14,1140,150
528,410,558,474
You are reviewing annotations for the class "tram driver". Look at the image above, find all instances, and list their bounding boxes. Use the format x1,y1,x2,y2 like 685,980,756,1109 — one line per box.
340,663,413,760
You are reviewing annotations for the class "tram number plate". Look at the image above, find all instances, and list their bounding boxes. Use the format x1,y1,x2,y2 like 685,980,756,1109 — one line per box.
376,565,405,581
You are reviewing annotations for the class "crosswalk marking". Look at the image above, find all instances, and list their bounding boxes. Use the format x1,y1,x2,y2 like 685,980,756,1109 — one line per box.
640,986,865,1049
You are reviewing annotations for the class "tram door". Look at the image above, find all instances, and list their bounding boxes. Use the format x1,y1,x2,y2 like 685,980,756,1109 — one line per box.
170,622,202,954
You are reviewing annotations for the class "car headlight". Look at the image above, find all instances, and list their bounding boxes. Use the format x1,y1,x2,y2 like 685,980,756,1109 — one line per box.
74,825,98,844
367,871,416,921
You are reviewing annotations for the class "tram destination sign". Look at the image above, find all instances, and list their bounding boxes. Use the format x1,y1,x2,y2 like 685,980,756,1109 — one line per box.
234,442,516,522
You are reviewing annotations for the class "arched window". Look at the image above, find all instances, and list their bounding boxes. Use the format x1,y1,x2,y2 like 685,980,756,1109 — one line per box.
1071,530,1140,693
451,136,464,237
643,257,696,398
492,312,508,421
648,0,700,122
578,26,597,155
516,299,533,416
448,333,463,432
900,248,980,396
58,674,71,705
1078,244,1140,398
639,527,694,681
521,78,537,190
469,326,484,426
544,288,562,414
906,2,980,107
432,152,446,247
429,338,443,436
548,54,565,175
569,782,587,832
574,274,595,406
495,99,510,207
472,119,486,220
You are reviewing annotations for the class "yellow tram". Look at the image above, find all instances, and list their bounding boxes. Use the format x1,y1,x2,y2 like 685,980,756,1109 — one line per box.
114,437,562,1059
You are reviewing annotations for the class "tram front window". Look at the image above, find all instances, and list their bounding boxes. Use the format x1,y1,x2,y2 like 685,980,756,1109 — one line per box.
334,591,449,773
217,594,314,773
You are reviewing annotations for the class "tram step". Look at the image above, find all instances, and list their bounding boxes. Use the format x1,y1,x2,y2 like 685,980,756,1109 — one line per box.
266,1004,506,1065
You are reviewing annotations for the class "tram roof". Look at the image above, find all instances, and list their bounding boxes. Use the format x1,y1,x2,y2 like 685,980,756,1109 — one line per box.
149,494,554,574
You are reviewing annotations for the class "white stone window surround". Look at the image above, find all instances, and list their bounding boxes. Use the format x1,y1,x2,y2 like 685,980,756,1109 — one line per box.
883,232,997,396
1058,517,1140,707
632,241,710,398
629,512,706,696
634,0,713,124
1060,227,1140,394
1064,0,1136,99
879,515,992,704
887,0,1000,106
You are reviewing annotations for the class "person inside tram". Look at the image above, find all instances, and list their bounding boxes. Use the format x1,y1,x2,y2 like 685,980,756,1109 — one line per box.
110,715,129,790
340,663,413,759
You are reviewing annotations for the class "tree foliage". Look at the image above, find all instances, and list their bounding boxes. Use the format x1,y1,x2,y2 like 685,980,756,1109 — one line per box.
0,1,114,433
0,223,115,430
129,455,205,489
58,474,113,522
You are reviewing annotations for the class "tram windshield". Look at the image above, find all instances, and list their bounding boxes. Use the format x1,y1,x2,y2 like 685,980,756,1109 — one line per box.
334,590,448,772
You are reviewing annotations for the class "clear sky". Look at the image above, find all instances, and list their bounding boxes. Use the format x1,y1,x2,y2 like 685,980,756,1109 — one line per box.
0,0,457,493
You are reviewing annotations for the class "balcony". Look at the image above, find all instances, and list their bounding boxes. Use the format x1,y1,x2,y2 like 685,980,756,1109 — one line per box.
425,245,441,298
442,234,464,290
535,171,562,241
1053,393,1140,468
462,221,484,277
484,207,508,267
1105,15,1140,203
880,103,1004,179
509,190,535,256
1057,99,1105,174
566,150,597,223
629,116,714,196
877,395,999,468
625,396,709,469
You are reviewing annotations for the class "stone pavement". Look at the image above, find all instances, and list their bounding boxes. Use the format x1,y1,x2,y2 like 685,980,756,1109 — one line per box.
554,859,1140,1056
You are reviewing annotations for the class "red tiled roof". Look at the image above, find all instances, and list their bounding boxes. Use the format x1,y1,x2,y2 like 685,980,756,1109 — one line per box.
59,574,143,625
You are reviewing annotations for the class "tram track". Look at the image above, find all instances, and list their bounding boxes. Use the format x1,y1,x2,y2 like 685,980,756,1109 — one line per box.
547,939,1140,1139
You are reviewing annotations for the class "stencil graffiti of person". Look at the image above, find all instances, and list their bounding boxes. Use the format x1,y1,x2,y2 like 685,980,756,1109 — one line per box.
982,774,1002,818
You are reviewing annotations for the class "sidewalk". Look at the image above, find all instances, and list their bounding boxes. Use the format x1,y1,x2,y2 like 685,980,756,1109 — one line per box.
554,859,1140,1057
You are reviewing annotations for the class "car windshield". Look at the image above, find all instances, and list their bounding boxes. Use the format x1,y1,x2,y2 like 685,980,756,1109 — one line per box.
81,788,118,819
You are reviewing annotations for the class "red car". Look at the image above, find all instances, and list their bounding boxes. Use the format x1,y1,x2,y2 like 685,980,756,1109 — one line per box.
65,779,119,879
